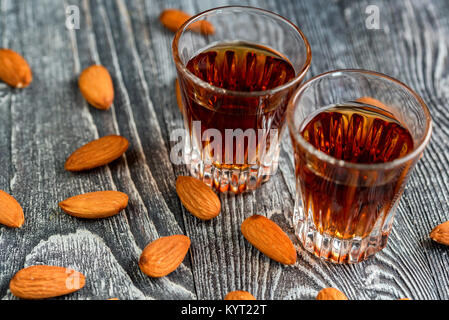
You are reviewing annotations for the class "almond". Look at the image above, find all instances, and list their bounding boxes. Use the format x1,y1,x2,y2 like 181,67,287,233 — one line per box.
9,265,85,299
65,135,129,172
175,78,183,112
176,176,221,220
0,190,25,228
224,290,256,300
0,49,32,88
241,215,296,265
79,65,114,110
316,288,348,300
160,9,215,35
356,96,389,110
59,191,129,219
430,221,449,246
139,235,191,278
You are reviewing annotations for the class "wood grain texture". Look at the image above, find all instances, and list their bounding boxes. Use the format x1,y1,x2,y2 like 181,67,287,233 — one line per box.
0,0,448,300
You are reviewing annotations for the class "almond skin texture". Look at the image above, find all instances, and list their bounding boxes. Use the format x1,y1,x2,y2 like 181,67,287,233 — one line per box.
0,49,32,88
0,190,24,228
430,221,449,246
316,288,348,300
160,9,215,35
65,135,129,172
224,290,256,300
139,235,191,278
79,65,114,110
176,176,221,220
59,191,129,219
241,215,296,265
9,265,85,299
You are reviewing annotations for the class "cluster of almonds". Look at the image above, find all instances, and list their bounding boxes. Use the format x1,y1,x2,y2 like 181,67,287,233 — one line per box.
0,47,130,299
0,8,447,301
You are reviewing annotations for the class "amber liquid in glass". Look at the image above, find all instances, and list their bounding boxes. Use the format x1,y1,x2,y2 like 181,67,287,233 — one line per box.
296,104,414,240
182,41,296,170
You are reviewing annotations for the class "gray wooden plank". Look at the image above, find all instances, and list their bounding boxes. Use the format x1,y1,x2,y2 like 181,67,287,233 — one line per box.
149,0,308,300
276,0,447,300
0,0,195,300
0,0,448,300
156,0,447,300
333,0,449,299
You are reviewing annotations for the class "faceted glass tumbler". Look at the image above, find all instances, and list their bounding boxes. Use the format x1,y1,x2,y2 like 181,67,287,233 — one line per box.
172,6,311,194
287,69,432,264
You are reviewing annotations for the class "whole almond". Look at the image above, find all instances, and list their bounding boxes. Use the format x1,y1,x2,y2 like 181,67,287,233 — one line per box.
9,265,85,299
139,235,191,278
175,78,183,112
65,135,129,172
59,191,129,219
176,176,221,220
430,221,449,246
356,96,389,110
241,215,296,265
160,9,215,35
0,190,24,228
79,65,114,110
316,288,348,300
224,290,256,300
0,49,32,88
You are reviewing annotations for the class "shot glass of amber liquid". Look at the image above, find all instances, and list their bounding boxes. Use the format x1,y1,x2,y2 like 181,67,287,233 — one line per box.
287,70,432,264
173,6,311,193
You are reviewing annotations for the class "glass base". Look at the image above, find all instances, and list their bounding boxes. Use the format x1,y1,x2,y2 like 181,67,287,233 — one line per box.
188,159,278,194
298,224,389,264
293,204,393,264
186,153,279,194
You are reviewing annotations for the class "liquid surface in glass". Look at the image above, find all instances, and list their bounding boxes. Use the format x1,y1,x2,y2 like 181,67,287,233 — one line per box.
186,41,296,92
301,105,414,164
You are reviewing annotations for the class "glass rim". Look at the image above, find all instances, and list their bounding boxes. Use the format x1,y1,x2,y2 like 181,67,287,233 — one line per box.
287,69,433,171
172,5,312,98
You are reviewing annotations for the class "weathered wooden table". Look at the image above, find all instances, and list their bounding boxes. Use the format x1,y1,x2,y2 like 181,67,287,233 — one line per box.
0,0,448,300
